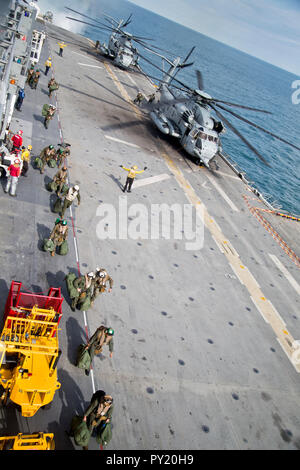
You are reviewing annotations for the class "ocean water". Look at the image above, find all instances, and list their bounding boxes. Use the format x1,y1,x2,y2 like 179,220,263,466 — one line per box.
73,0,300,214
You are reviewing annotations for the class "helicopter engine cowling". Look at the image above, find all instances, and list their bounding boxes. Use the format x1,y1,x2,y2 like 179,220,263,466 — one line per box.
181,110,194,125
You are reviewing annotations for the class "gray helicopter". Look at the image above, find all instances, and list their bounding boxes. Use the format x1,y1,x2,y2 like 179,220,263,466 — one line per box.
65,7,164,70
139,54,300,167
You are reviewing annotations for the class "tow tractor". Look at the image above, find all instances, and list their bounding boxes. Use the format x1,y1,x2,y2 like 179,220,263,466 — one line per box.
0,281,63,417
0,432,55,450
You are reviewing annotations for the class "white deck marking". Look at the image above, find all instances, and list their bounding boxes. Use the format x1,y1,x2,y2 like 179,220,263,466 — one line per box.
71,51,97,60
205,172,239,212
78,62,102,69
105,135,141,148
215,170,240,180
125,71,138,86
133,174,171,188
269,254,300,296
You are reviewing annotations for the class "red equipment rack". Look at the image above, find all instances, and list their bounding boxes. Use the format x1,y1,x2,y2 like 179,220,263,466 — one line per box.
3,281,63,329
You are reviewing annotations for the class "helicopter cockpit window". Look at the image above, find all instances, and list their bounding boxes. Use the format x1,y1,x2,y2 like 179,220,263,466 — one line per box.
198,131,207,140
190,129,199,139
208,135,214,142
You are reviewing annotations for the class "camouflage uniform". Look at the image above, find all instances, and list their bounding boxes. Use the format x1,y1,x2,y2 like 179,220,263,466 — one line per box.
49,222,68,255
133,92,144,105
71,274,93,311
91,270,113,303
40,145,56,174
53,168,68,195
44,106,56,129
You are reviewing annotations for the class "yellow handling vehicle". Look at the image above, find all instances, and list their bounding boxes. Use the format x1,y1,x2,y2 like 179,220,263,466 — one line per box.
0,281,63,417
0,432,55,450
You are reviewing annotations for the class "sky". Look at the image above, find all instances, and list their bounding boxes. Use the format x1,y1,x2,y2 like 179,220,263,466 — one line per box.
129,0,300,76
35,0,300,76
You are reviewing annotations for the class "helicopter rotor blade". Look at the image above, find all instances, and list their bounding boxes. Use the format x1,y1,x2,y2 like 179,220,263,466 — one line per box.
65,7,113,29
196,70,204,91
209,103,271,166
212,99,272,114
122,14,133,28
214,103,300,152
171,46,195,81
65,16,117,34
183,46,196,64
137,52,194,92
179,62,194,69
134,40,181,57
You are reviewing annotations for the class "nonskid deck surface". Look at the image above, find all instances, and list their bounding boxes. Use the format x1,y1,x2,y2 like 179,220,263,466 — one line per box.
0,21,299,450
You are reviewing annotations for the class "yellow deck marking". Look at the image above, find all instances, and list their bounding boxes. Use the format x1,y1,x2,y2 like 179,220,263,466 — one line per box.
105,61,300,372
104,62,143,118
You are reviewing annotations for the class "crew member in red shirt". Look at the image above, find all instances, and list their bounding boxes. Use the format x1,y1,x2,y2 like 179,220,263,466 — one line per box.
5,158,21,196
11,130,23,153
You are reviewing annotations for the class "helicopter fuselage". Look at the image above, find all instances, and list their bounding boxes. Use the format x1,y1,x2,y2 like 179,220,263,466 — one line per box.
101,33,139,69
150,85,222,166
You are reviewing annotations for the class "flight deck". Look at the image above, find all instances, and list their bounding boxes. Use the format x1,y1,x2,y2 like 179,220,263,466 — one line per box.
0,20,299,450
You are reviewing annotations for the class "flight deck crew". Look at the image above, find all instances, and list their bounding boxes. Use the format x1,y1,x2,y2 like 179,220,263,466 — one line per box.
148,93,155,103
120,164,147,192
52,166,68,196
26,64,35,84
5,158,21,196
48,78,59,98
40,144,56,174
58,41,66,56
21,145,32,176
133,91,144,105
60,185,81,218
71,272,94,311
91,268,113,304
43,104,56,129
83,326,114,376
30,69,41,89
15,88,25,111
82,391,114,450
44,57,52,75
49,219,68,257
11,130,23,153
56,143,70,167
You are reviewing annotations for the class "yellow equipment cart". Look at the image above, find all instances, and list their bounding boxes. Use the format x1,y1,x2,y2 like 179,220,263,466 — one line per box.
0,304,61,417
0,432,55,450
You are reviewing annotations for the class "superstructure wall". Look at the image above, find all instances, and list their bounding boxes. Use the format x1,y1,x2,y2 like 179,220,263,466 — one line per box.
0,0,38,142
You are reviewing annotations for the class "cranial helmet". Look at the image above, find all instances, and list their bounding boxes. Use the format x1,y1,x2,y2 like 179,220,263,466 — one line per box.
27,145,32,150
74,185,79,191
18,130,23,135
14,158,20,164
132,165,138,170
87,272,95,278
106,328,114,336
49,145,54,149
62,220,67,226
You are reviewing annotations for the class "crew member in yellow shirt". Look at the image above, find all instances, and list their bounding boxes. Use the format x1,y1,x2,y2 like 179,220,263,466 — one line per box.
44,57,52,76
120,164,147,193
21,145,32,176
58,42,67,57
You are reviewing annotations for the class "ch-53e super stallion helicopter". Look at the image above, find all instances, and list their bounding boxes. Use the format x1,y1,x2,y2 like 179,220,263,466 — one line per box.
65,7,169,70
138,52,300,168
